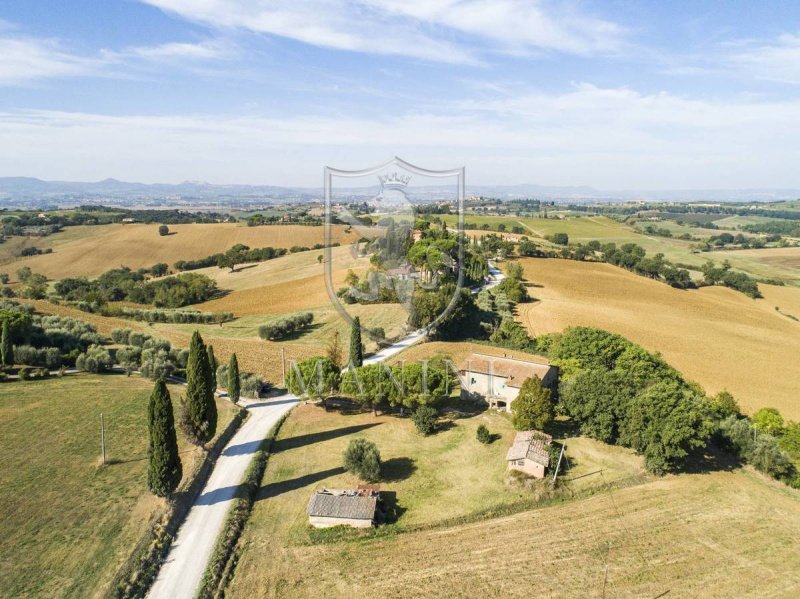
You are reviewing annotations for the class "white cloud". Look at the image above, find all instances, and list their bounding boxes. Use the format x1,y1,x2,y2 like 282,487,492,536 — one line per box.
0,31,235,85
729,33,800,84
0,37,106,84
1,84,799,188
126,39,234,61
139,0,628,63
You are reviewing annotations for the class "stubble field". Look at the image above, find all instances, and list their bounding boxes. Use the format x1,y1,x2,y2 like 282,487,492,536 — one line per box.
516,258,800,419
0,223,356,279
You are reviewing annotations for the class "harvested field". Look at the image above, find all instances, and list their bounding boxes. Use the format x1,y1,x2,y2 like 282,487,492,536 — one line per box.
226,406,800,598
388,340,550,368
2,223,357,279
517,258,800,419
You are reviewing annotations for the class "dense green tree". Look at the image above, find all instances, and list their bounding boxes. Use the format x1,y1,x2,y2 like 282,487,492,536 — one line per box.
343,438,381,482
619,381,711,474
147,379,182,497
228,353,241,404
752,407,785,434
158,225,169,236
511,376,554,431
349,316,363,367
708,390,740,420
180,331,216,445
286,356,340,399
558,369,632,443
1,319,12,366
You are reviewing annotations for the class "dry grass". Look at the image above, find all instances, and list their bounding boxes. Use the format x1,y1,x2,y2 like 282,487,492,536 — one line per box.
2,223,357,279
516,258,800,419
0,373,238,599
225,404,800,599
226,403,648,598
387,340,550,368
229,467,800,598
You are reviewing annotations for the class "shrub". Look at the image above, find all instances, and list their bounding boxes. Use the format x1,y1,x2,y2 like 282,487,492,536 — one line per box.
476,424,491,444
111,328,132,344
158,225,169,236
342,438,381,482
76,344,113,373
258,312,313,341
411,405,438,436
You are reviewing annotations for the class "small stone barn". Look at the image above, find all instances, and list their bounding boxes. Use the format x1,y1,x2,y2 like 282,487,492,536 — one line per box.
459,353,558,412
506,430,553,479
307,487,380,529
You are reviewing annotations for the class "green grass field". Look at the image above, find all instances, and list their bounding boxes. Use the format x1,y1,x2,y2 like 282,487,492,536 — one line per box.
0,373,238,599
225,402,647,596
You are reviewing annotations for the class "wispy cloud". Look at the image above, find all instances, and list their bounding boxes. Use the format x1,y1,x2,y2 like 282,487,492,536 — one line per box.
2,83,799,188
728,33,800,84
126,39,234,62
0,30,236,86
139,0,628,64
0,36,107,84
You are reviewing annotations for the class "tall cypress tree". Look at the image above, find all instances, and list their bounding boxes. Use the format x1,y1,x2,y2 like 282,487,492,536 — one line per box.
206,345,218,386
181,331,215,445
147,379,182,497
204,344,217,440
228,353,241,404
349,316,363,367
1,320,12,367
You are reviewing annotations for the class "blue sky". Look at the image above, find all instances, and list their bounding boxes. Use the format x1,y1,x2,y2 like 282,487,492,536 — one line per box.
1,1,800,188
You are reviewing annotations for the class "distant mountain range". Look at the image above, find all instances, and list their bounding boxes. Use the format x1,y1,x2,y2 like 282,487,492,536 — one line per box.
0,176,798,205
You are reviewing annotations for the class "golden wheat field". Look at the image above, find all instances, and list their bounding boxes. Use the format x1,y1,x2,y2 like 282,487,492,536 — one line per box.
1,223,358,278
227,464,800,598
516,258,800,420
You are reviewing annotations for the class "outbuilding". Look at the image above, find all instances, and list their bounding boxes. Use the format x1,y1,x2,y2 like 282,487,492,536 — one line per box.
307,487,380,529
506,430,553,479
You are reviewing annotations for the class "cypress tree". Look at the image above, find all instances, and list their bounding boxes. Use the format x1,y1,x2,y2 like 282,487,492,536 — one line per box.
206,345,218,386
181,331,215,445
204,343,217,440
147,379,182,497
1,320,12,367
228,353,241,404
349,316,363,367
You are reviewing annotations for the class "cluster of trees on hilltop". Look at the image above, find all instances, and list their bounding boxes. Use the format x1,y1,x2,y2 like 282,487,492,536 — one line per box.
743,220,800,237
55,268,218,308
552,327,714,474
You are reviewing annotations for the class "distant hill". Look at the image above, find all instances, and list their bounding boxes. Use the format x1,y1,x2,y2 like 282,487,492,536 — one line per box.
0,176,798,205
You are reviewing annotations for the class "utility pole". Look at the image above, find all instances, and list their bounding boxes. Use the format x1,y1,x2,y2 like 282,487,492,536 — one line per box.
281,347,286,388
552,443,566,483
100,413,106,466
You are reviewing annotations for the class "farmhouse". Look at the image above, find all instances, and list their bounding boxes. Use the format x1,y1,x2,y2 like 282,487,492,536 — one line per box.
307,486,380,529
459,353,558,412
506,430,552,478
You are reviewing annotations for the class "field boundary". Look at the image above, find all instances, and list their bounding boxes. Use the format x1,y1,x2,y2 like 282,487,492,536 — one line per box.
106,405,248,599
196,411,292,599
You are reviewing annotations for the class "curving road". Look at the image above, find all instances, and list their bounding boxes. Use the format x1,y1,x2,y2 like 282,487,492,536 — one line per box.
147,263,504,599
